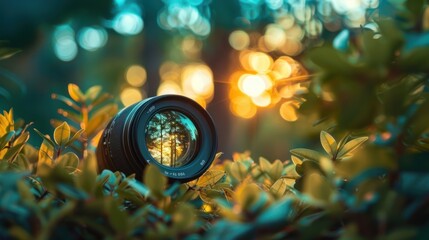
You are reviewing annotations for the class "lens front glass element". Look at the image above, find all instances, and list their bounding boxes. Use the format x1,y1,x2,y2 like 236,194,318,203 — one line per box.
145,110,198,167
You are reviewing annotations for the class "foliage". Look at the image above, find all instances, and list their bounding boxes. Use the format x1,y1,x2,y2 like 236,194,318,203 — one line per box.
2,1,429,239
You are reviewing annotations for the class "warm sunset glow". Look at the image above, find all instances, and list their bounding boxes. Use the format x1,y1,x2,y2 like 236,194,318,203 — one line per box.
252,92,271,107
249,52,273,73
238,74,267,97
157,81,182,95
230,96,257,119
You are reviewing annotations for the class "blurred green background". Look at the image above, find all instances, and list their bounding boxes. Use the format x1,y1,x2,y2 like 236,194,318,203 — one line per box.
0,0,393,159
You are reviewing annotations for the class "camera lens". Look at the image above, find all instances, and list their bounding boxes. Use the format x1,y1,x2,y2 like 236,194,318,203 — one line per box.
145,110,198,168
96,95,217,182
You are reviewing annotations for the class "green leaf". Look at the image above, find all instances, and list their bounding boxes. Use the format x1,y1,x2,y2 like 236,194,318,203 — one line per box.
0,130,15,150
255,199,293,230
68,83,85,102
320,131,337,157
308,46,353,75
290,148,326,162
196,170,225,187
56,152,79,174
0,47,21,60
33,128,55,148
54,122,71,146
144,164,167,195
259,157,271,173
303,172,333,203
337,136,369,159
269,160,284,180
17,180,35,201
3,142,27,161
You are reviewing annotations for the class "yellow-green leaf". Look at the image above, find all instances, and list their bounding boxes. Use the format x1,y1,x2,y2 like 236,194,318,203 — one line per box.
84,85,102,101
270,178,294,197
290,148,325,162
259,157,272,173
320,131,337,157
235,183,261,210
226,161,248,181
66,129,84,147
54,122,70,146
337,136,369,159
68,83,85,102
269,160,284,180
56,152,79,174
303,172,333,203
196,170,225,187
37,140,55,171
144,164,167,194
291,155,303,165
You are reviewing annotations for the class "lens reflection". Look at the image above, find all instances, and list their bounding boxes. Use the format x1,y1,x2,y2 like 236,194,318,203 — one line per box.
145,110,198,167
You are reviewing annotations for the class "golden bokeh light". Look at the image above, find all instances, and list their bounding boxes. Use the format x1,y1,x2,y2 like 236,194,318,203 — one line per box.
264,24,286,50
279,101,299,122
126,65,147,87
279,38,303,56
181,64,214,99
157,81,182,95
229,30,250,51
249,52,273,73
278,15,295,30
238,74,267,97
252,92,271,107
120,87,143,107
272,57,294,80
182,36,202,58
230,96,257,119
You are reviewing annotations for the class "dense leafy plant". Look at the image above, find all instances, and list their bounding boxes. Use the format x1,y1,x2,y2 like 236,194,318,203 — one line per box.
2,1,429,239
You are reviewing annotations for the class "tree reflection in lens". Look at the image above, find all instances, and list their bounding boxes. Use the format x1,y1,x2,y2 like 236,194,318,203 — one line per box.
145,110,198,167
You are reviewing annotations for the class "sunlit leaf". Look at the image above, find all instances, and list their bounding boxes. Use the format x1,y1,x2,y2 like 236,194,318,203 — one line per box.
259,157,271,173
56,152,79,174
68,83,85,102
54,122,70,146
226,161,249,181
0,130,15,150
337,136,368,159
196,169,225,187
235,182,261,210
269,160,284,180
65,128,84,147
270,178,294,197
37,140,55,169
84,85,102,101
290,148,325,162
291,155,303,166
320,131,337,157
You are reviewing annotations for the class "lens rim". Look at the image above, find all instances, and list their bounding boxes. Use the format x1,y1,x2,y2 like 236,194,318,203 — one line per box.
130,95,217,182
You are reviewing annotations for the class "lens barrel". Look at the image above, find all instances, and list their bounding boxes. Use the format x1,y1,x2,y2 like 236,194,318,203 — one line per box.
96,95,218,182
